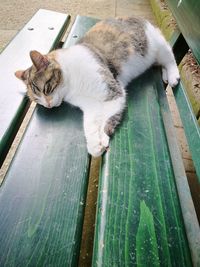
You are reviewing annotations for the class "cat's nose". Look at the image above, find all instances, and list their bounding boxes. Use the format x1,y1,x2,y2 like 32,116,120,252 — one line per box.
44,100,52,108
44,95,53,108
47,103,52,108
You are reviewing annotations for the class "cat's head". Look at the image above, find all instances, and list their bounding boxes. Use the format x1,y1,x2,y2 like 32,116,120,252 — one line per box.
15,50,63,108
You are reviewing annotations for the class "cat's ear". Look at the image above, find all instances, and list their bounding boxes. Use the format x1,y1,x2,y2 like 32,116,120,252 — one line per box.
15,70,26,80
30,50,49,71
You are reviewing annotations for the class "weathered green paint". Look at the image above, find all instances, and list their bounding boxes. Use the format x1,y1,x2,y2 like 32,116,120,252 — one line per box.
166,0,200,64
0,105,90,267
0,16,99,267
93,68,193,267
0,9,70,166
136,201,160,267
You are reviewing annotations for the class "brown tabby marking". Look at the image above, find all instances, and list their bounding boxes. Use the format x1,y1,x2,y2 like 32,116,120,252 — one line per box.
79,17,147,76
104,112,122,136
16,51,62,102
78,17,147,103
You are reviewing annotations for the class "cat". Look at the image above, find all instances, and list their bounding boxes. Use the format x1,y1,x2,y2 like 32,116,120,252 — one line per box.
15,17,180,157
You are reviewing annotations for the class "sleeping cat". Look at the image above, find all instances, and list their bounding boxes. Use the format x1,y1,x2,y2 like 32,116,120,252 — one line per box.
15,17,180,157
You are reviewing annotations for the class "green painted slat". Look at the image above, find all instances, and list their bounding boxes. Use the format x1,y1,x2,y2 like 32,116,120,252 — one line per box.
93,68,193,267
0,105,90,267
173,82,200,181
0,9,70,166
165,0,200,64
0,16,98,267
136,201,160,267
63,15,100,48
157,77,200,266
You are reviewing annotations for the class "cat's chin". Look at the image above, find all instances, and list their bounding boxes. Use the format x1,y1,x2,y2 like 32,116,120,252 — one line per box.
50,98,64,108
49,103,62,109
39,101,63,109
52,102,63,108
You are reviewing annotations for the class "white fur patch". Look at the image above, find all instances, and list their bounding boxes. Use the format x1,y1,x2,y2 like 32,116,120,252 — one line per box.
118,21,179,88
51,21,179,156
56,45,108,109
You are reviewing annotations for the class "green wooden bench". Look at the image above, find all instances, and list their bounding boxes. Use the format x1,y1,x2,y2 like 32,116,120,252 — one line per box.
0,6,199,267
0,12,95,266
92,1,200,266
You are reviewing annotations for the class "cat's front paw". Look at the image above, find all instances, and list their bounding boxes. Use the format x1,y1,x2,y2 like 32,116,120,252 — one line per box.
87,134,110,157
168,72,180,88
163,66,180,88
87,143,107,157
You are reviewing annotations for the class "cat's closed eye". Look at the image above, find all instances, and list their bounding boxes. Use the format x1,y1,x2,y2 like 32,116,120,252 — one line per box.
31,81,40,95
33,96,39,102
44,81,52,95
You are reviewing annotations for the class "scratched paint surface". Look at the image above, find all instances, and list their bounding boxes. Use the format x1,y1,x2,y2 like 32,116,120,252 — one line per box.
93,69,192,267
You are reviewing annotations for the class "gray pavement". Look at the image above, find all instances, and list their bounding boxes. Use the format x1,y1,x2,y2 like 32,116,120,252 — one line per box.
0,0,154,51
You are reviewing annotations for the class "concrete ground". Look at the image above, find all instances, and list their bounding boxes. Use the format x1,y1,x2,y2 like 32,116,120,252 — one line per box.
0,0,154,51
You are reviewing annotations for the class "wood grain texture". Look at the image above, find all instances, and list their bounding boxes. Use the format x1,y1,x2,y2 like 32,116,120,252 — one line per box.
93,68,193,267
0,105,90,267
165,0,200,64
0,16,97,267
0,9,70,166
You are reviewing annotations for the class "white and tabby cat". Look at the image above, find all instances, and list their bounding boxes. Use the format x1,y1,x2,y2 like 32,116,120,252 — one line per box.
15,17,180,157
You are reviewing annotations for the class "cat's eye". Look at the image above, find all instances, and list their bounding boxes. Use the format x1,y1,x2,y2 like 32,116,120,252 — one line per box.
33,96,39,102
44,82,52,95
31,81,40,94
